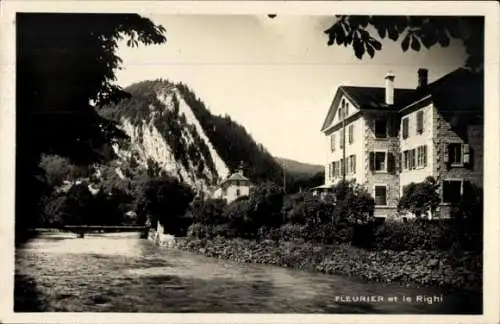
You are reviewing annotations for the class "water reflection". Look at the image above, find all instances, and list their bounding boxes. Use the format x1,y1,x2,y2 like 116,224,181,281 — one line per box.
15,233,481,313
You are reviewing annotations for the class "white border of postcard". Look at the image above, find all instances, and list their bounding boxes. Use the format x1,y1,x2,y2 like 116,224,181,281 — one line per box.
1,1,499,324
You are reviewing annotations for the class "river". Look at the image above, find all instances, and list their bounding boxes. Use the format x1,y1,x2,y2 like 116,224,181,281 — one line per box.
15,232,481,313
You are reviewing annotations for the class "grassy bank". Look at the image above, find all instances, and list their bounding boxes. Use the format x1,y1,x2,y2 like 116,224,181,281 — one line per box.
176,237,482,292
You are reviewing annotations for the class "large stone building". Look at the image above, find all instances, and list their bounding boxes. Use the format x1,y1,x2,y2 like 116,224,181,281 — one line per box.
320,68,483,218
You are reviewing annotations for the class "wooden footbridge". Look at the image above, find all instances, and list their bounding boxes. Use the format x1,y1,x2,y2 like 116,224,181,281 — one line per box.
63,225,148,238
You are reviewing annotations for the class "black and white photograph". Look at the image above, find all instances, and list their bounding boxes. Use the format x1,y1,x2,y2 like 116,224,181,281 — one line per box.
1,1,499,323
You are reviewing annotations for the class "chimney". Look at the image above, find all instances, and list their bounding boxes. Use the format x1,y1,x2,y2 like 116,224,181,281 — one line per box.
237,161,244,175
384,72,395,105
417,68,428,90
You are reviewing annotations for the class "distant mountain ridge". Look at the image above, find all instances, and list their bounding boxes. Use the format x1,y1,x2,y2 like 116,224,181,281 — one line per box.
275,157,323,180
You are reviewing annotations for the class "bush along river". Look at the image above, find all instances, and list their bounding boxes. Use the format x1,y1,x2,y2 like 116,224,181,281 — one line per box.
15,232,481,313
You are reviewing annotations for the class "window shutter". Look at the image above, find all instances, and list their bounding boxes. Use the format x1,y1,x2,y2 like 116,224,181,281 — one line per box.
399,153,402,172
340,131,344,149
388,153,395,173
353,155,356,174
369,152,375,171
417,111,424,134
421,111,425,133
443,143,449,164
423,145,428,167
411,149,416,169
463,144,470,164
402,118,409,139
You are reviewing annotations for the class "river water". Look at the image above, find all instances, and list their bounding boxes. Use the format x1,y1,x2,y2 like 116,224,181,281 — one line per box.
15,232,481,313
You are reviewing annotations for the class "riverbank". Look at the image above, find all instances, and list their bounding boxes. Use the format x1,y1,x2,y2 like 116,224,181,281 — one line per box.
176,237,482,292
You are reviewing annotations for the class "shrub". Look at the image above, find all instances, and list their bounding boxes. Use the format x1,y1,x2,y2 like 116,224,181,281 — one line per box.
248,182,285,230
372,219,454,251
279,223,306,242
398,176,440,218
191,198,227,225
187,223,236,239
449,182,483,251
331,180,375,225
222,198,253,237
282,192,307,225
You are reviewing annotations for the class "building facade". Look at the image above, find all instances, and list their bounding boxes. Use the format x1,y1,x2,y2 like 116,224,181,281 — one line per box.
320,68,483,219
211,168,252,203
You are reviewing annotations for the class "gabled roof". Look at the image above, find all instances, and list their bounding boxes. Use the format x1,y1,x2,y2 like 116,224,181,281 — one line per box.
321,86,416,131
219,171,251,187
226,172,249,182
341,86,417,110
409,67,483,113
321,67,483,132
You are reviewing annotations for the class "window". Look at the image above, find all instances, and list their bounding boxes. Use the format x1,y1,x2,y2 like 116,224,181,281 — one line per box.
338,106,343,120
374,120,387,138
349,155,356,174
370,151,387,172
403,150,410,170
416,110,424,134
348,124,354,144
442,180,462,204
340,158,345,176
374,186,387,206
340,130,344,149
344,102,349,117
416,145,428,168
330,133,336,152
236,189,241,197
402,117,409,139
375,152,386,171
336,161,340,177
448,143,463,165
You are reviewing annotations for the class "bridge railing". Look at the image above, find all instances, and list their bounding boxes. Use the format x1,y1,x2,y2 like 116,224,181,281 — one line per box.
63,225,148,237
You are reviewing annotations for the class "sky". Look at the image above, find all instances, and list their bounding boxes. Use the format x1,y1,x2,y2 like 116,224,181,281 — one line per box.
115,14,467,165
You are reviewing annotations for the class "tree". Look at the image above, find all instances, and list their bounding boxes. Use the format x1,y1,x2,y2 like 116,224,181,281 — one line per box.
324,16,483,71
39,154,90,187
248,182,285,230
222,198,252,237
16,13,166,237
397,176,441,218
135,176,195,235
332,180,375,225
43,183,95,226
191,198,227,225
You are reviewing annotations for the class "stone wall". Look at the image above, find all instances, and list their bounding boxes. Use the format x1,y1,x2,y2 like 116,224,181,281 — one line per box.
363,112,400,217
